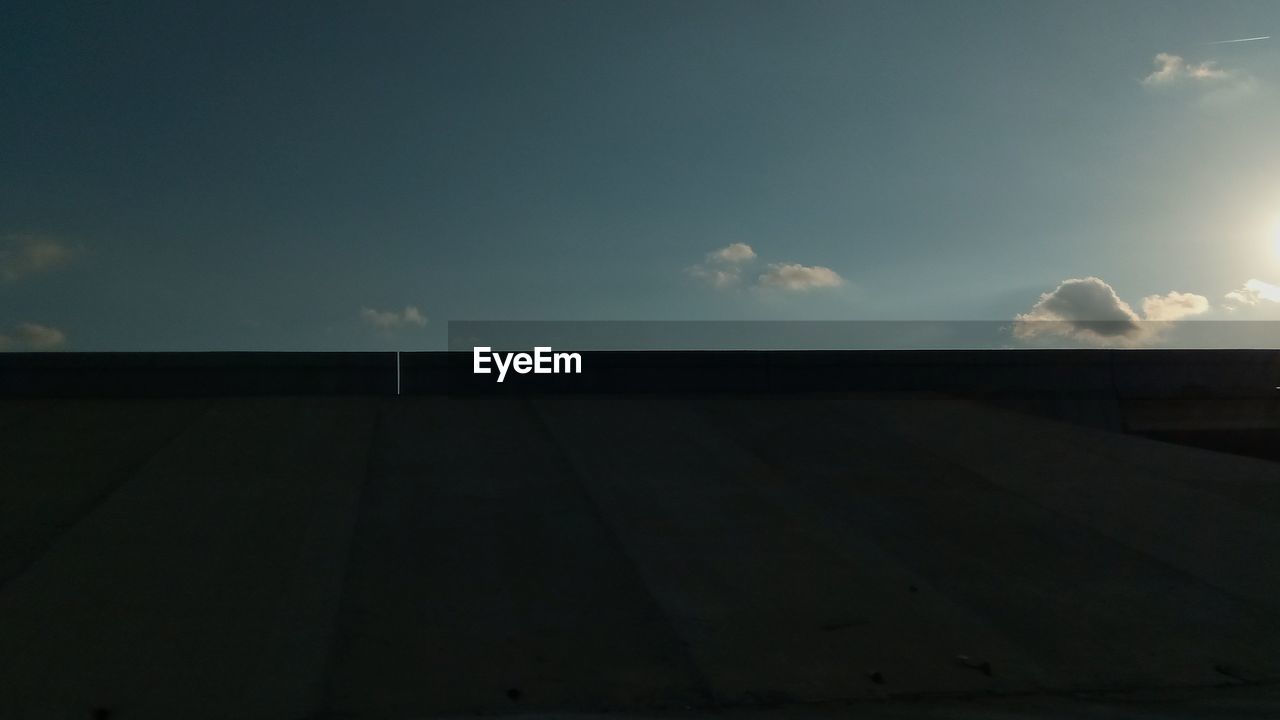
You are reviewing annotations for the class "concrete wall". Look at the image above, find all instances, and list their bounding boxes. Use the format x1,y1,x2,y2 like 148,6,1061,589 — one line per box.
0,352,397,397
6,351,1278,436
5,349,1278,398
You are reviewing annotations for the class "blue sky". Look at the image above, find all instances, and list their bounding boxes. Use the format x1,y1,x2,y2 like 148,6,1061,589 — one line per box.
2,0,1279,350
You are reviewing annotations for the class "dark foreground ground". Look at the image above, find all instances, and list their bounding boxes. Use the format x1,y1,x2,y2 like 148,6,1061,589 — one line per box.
2,352,1280,719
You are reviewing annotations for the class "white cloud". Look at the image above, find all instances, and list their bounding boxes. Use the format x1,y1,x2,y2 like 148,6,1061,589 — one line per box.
686,243,757,288
1142,53,1229,86
686,244,844,292
708,242,757,264
0,323,67,351
756,263,843,291
1016,277,1141,342
402,306,427,326
1015,277,1208,347
1224,278,1280,308
1141,290,1211,321
0,235,78,282
360,305,428,331
1140,52,1255,103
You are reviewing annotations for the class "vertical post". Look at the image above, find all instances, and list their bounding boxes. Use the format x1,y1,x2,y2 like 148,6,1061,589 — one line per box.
396,351,401,396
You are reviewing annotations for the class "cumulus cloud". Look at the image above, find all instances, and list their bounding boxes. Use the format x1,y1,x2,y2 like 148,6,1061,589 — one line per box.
360,305,427,331
1015,277,1208,346
0,235,78,282
1140,290,1211,321
1142,53,1230,86
1016,277,1141,340
756,263,843,291
708,242,757,264
1224,278,1280,308
687,244,844,292
686,243,757,288
0,323,67,351
1140,52,1256,103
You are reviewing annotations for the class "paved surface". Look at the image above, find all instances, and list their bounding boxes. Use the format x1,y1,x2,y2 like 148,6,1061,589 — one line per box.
1,394,1279,719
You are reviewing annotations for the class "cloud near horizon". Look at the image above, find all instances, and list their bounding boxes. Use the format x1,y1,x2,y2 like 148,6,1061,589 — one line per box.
686,242,757,288
1015,277,1208,346
1224,278,1280,309
688,244,843,292
360,305,428,331
0,322,67,351
1140,290,1211,321
0,235,78,282
756,263,844,291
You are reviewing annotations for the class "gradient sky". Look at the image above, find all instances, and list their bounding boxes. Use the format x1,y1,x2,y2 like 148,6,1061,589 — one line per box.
3,0,1279,350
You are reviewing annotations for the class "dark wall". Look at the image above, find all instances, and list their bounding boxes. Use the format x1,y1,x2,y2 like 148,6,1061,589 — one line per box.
0,352,398,397
4,349,1277,399
411,349,1280,398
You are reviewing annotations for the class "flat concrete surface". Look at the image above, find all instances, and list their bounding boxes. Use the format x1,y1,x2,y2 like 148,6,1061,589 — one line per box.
2,394,1279,719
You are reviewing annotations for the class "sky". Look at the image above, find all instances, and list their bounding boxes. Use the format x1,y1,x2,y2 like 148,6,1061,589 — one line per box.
2,0,1279,350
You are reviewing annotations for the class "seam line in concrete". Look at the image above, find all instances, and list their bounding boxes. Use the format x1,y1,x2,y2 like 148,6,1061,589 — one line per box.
315,400,386,715
0,399,216,592
521,397,721,708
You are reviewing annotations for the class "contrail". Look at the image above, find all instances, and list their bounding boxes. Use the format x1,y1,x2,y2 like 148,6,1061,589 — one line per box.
1205,36,1270,45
